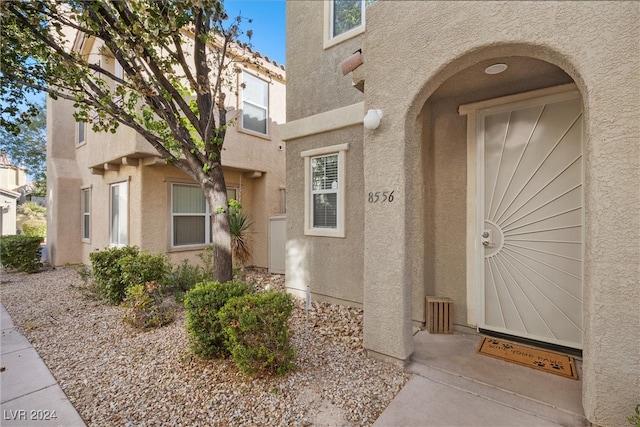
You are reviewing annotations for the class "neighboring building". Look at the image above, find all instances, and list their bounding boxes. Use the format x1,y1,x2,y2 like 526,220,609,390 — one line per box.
0,153,27,192
283,2,638,426
47,34,286,271
0,153,28,235
0,188,20,236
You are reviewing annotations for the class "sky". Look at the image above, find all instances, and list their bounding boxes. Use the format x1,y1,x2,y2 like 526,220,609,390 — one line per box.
223,0,287,66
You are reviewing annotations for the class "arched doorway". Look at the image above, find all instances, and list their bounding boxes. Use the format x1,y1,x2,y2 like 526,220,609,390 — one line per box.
417,55,583,350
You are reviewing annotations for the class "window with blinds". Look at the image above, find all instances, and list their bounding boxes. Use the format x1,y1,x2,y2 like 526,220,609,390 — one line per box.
301,143,348,237
171,183,239,247
311,154,339,228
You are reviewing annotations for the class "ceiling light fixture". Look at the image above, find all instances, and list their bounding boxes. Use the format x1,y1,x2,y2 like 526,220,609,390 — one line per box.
484,63,508,75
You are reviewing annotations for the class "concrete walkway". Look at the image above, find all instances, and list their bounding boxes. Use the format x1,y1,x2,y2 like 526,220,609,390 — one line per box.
374,330,588,426
0,304,86,427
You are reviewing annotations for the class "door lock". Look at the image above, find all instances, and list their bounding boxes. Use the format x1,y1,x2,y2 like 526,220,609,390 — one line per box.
482,230,492,247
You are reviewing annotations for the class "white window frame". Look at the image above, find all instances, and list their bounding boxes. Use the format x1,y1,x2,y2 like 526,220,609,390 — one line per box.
82,187,91,241
77,120,86,145
324,0,373,49
109,181,128,246
170,183,240,248
301,143,349,238
171,183,211,248
240,72,269,136
114,59,124,105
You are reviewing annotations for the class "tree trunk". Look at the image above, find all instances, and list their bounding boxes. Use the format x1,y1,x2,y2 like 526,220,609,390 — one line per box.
203,166,233,283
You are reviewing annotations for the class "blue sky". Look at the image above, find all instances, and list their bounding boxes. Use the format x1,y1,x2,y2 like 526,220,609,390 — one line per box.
224,0,286,65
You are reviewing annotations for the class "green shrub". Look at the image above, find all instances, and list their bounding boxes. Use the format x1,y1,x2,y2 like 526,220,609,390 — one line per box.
629,404,640,427
184,280,252,358
197,246,215,282
123,281,174,329
0,235,42,273
89,246,140,304
218,291,296,376
22,219,46,238
166,259,206,302
120,252,169,291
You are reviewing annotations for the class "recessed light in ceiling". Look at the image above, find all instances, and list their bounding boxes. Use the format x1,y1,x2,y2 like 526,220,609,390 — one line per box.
484,63,508,75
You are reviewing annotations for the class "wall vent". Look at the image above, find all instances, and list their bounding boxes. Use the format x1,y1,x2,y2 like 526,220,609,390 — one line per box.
426,297,453,334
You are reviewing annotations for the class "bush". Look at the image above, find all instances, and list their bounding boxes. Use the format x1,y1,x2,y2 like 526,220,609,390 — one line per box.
17,202,46,220
166,259,206,302
89,246,140,304
0,235,42,273
218,291,296,376
22,219,46,238
123,281,174,329
184,280,252,358
120,252,169,291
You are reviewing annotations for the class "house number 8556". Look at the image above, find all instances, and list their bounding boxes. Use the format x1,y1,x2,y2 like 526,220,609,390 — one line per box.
368,191,394,203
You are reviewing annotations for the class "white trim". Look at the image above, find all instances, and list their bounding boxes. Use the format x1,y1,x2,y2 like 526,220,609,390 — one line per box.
302,143,349,238
323,0,367,49
240,71,269,136
81,187,91,242
282,103,364,141
109,181,128,246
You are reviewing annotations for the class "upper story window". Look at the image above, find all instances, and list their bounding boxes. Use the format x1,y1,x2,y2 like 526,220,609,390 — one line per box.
325,0,375,48
77,121,86,145
241,72,269,136
301,143,349,238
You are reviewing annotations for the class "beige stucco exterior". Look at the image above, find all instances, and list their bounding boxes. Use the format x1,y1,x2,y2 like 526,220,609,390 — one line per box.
47,34,286,272
284,1,639,426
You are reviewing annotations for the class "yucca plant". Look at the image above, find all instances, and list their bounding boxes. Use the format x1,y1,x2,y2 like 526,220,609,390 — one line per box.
228,200,253,268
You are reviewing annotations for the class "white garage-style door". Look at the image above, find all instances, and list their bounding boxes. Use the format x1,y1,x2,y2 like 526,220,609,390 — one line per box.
476,89,583,349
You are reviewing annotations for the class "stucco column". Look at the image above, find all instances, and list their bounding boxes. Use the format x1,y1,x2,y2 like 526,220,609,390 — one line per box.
362,107,414,365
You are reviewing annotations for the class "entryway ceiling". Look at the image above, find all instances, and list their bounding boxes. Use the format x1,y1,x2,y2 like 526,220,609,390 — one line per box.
432,56,574,101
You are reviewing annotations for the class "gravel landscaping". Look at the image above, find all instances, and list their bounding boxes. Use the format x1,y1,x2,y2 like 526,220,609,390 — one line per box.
0,266,409,426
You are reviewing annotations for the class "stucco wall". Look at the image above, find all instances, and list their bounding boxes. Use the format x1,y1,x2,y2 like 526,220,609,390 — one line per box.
285,125,365,306
285,1,363,121
361,1,639,425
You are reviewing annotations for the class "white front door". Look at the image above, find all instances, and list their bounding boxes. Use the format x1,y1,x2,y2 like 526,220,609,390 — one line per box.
476,90,583,349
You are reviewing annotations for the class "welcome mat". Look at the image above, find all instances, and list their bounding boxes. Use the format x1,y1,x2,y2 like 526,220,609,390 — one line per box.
477,337,579,380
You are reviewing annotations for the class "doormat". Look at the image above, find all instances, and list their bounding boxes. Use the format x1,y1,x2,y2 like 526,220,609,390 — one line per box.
477,337,579,380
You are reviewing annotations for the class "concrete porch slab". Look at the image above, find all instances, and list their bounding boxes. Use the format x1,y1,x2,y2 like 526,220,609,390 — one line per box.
373,330,588,426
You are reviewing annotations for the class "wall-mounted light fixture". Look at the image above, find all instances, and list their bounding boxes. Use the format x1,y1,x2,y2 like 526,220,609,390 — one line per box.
363,109,383,130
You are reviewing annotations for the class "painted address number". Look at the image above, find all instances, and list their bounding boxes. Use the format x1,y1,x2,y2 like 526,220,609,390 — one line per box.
368,190,395,203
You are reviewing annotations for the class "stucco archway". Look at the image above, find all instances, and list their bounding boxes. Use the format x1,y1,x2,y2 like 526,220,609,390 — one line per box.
404,46,588,345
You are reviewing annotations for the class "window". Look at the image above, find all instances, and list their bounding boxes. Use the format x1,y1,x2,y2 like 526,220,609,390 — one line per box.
110,182,128,246
172,183,209,246
114,60,124,105
241,72,269,135
171,183,240,247
301,143,349,237
82,188,91,241
77,121,86,145
326,0,375,45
